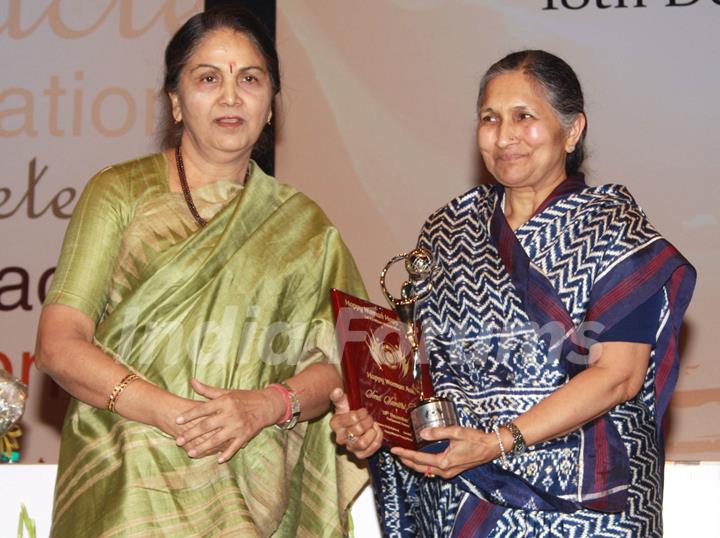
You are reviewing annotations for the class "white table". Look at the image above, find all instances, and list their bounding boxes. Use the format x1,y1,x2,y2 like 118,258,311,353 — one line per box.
2,462,718,537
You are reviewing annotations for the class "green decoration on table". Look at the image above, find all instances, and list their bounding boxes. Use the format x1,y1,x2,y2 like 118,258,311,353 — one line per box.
17,503,36,538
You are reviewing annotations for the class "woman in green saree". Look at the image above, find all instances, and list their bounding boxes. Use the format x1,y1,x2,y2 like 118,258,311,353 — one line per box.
35,8,367,537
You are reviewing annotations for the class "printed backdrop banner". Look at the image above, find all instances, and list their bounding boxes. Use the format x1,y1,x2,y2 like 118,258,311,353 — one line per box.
0,0,718,465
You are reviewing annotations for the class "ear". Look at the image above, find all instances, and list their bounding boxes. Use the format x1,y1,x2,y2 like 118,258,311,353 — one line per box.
565,112,586,153
168,92,182,123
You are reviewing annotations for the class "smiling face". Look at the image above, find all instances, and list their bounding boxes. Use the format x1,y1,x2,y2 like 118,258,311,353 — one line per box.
168,27,273,160
477,70,583,191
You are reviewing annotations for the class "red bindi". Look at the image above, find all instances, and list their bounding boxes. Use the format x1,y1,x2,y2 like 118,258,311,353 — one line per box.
229,62,234,74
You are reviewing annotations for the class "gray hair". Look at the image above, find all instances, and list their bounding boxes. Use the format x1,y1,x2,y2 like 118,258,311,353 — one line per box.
477,50,587,175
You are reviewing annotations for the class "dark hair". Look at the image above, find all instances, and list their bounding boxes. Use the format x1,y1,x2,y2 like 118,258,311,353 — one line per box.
158,7,280,158
477,50,587,175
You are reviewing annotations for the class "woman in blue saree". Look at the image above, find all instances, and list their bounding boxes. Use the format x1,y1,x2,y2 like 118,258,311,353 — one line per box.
330,50,695,537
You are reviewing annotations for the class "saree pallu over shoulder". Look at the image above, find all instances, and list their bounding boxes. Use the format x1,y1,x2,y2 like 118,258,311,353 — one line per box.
489,181,695,513
51,164,368,537
369,179,695,537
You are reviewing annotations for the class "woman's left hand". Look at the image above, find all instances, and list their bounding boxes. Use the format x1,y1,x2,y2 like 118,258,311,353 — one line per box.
175,378,284,463
390,425,500,479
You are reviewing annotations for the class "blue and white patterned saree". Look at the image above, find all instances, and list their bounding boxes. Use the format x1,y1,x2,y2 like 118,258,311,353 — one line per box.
368,177,695,537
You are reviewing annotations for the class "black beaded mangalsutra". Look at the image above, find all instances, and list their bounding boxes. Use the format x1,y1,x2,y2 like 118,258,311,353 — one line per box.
175,144,207,228
175,145,250,228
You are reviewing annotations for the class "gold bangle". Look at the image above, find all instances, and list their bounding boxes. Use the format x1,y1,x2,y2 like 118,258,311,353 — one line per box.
107,373,140,412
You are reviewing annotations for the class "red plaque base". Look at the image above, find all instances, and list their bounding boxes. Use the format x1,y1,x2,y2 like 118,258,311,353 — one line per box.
331,289,434,449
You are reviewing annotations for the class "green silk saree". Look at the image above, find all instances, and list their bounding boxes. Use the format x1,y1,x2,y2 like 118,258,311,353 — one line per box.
46,154,368,537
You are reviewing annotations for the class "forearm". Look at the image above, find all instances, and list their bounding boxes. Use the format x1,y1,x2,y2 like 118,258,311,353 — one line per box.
36,327,188,435
284,362,342,422
390,351,648,478
36,333,130,407
512,360,643,449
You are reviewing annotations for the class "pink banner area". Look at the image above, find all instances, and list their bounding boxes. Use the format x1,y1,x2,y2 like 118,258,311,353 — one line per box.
0,0,717,470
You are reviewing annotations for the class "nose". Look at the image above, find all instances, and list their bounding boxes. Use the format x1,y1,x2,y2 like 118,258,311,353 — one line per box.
220,79,241,106
496,120,517,149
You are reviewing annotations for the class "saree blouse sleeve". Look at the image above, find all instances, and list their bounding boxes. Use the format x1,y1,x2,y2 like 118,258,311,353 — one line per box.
44,165,131,323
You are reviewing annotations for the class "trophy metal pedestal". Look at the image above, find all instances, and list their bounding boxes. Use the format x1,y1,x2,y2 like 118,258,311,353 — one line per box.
381,248,458,450
410,396,458,452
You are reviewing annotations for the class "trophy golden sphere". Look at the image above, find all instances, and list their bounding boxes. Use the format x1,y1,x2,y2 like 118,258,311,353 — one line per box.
405,248,434,280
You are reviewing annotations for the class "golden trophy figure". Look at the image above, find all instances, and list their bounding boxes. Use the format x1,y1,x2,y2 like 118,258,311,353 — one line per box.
380,248,458,451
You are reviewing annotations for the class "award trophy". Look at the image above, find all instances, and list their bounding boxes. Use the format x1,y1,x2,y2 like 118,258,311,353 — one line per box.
379,248,458,451
331,248,458,451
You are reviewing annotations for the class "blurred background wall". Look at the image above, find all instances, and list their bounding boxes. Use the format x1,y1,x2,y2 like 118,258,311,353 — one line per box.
1,0,717,467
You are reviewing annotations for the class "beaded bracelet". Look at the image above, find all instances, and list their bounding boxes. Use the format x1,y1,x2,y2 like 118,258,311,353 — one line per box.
492,423,509,470
106,373,140,412
504,421,529,455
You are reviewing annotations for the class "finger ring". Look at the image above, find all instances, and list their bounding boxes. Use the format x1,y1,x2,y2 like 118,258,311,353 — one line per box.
424,466,435,478
346,432,356,443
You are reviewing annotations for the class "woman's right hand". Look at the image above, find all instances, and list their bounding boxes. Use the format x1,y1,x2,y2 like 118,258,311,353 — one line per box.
329,388,383,459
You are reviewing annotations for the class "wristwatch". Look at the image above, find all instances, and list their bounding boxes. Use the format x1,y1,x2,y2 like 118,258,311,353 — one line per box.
275,382,301,430
504,422,528,456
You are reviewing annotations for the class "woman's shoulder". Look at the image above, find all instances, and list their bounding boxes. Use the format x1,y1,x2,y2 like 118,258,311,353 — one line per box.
422,184,495,229
578,181,663,251
81,153,167,205
581,182,642,211
258,169,335,229
577,181,657,226
89,153,166,190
